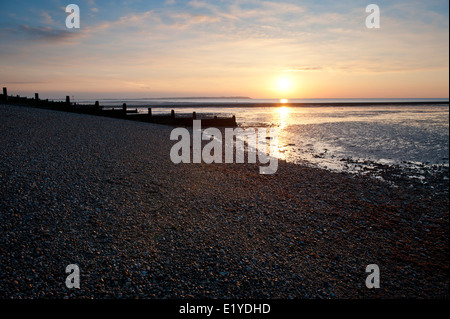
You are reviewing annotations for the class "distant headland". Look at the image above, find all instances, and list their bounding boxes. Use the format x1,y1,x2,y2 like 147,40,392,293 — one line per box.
107,96,253,100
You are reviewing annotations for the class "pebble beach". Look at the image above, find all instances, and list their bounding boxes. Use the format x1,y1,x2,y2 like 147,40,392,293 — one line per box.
0,103,448,299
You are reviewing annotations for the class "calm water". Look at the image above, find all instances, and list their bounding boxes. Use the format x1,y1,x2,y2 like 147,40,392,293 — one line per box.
149,104,449,176
78,97,449,177
76,97,448,106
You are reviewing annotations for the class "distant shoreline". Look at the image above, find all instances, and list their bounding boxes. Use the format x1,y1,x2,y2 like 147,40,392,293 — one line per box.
107,101,449,108
98,96,253,100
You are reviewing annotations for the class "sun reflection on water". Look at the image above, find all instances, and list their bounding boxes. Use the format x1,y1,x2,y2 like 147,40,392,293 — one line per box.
273,106,292,161
278,106,289,128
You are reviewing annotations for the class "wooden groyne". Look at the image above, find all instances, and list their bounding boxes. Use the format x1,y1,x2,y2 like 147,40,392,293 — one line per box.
0,87,237,127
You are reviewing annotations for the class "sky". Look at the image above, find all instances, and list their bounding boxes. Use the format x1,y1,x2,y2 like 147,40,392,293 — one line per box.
0,0,448,99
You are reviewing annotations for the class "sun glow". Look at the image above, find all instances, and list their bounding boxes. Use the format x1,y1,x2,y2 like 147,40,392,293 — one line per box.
276,77,293,93
277,106,290,129
279,106,289,117
274,106,290,160
280,98,288,104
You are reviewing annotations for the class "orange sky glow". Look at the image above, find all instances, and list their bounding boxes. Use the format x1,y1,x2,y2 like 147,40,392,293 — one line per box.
1,1,448,99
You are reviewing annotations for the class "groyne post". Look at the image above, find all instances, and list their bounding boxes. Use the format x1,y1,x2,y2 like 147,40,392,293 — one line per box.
171,109,175,119
2,87,7,102
122,103,127,114
66,96,70,106
148,108,152,117
193,111,196,119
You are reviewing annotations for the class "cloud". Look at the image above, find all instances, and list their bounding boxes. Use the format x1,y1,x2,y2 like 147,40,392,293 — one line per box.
40,12,55,25
285,66,323,72
5,81,49,84
167,13,221,29
17,25,83,43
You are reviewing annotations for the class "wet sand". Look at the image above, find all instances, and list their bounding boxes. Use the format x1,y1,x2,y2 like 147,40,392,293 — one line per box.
0,104,448,298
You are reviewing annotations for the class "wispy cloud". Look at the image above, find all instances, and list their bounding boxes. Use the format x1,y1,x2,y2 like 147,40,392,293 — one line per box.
17,25,83,43
40,11,55,25
285,66,323,72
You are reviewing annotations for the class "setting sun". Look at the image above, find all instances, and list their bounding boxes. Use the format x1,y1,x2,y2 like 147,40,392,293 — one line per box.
276,77,293,93
280,98,288,104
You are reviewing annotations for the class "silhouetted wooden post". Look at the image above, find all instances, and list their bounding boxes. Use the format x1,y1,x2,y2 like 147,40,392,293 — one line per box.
171,109,175,119
122,103,127,114
34,93,39,106
95,101,101,111
193,111,196,119
148,108,152,117
66,96,70,106
2,87,7,102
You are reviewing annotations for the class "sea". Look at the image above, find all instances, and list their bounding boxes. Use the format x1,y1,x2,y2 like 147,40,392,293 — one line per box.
75,97,449,182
